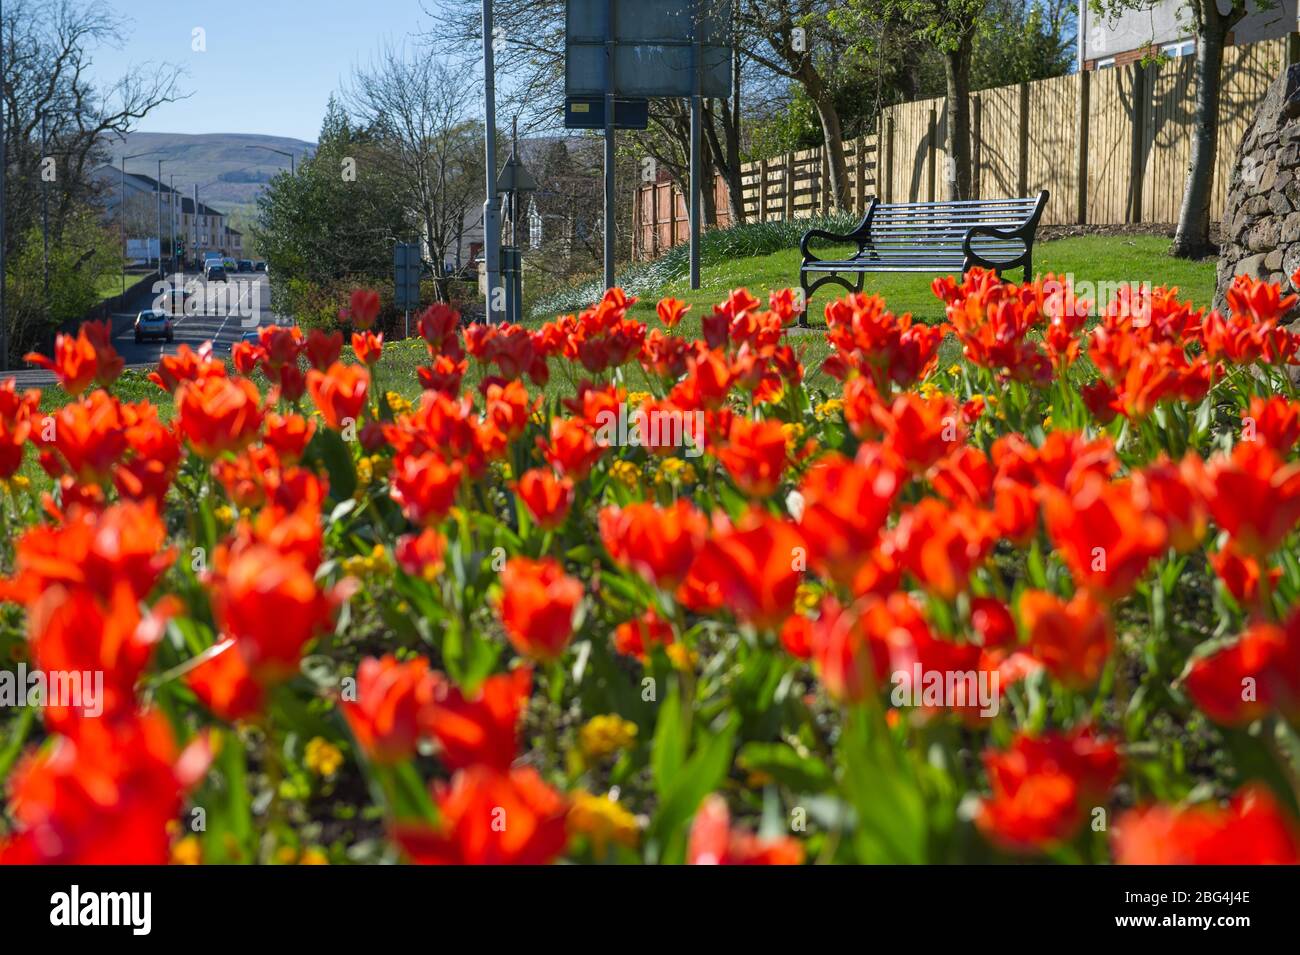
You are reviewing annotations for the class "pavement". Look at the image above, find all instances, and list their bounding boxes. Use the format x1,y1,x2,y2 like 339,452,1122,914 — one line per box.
3,271,288,388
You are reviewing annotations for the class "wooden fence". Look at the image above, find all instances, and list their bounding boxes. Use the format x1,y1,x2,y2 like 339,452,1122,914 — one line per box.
633,33,1296,259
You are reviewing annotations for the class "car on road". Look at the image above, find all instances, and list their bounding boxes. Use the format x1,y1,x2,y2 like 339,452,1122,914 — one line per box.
223,258,238,273
237,259,254,273
253,261,267,272
206,265,228,282
134,310,174,344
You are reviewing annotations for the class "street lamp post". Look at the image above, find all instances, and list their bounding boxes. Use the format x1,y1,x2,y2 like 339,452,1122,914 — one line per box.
244,145,295,176
120,149,156,294
1,0,8,371
156,158,165,279
41,110,48,295
482,0,503,322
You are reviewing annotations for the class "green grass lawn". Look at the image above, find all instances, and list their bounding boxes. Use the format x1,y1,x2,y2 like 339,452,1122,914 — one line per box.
644,234,1215,328
94,272,147,302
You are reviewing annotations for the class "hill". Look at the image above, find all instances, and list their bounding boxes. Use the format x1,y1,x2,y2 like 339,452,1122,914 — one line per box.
105,132,316,213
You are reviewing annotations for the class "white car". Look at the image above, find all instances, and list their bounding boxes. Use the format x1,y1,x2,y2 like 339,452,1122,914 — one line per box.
134,310,174,344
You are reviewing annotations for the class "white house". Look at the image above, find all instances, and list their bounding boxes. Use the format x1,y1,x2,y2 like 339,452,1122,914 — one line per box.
1079,0,1297,70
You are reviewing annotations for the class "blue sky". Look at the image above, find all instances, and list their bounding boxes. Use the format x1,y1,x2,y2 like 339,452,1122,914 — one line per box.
91,0,444,143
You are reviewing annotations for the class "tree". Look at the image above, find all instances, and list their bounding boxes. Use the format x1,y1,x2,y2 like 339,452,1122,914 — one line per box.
1092,0,1249,258
252,106,410,328
734,0,861,208
5,207,119,358
344,46,485,299
845,0,986,200
1,0,183,362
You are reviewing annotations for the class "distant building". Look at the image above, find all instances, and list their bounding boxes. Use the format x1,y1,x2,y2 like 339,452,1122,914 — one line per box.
93,165,244,263
1079,0,1297,70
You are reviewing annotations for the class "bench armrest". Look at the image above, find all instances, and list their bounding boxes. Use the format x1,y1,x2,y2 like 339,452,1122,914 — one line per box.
800,228,856,263
801,197,878,264
961,223,1023,258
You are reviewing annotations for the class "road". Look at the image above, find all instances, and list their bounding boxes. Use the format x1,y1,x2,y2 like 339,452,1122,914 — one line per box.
5,270,287,388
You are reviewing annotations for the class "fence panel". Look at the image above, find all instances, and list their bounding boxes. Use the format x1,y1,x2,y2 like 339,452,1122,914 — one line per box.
633,33,1296,259
1026,74,1080,223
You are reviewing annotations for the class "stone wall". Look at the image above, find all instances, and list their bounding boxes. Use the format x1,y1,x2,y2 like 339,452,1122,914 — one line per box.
1216,63,1300,317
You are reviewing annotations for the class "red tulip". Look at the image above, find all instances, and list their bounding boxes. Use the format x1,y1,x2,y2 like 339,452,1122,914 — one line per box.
496,557,583,663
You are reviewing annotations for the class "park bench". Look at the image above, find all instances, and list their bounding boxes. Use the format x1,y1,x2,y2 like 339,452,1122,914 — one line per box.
798,191,1049,326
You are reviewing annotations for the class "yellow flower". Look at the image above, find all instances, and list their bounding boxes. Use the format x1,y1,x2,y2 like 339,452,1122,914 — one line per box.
341,555,369,577
609,459,642,489
795,581,821,614
919,381,940,399
655,457,698,486
275,845,299,865
1043,415,1053,429
813,398,843,421
0,474,30,492
568,791,639,857
665,642,698,673
304,737,343,778
627,391,652,408
299,848,329,865
782,422,805,455
213,504,235,525
171,835,202,865
578,714,638,761
947,363,962,377
385,391,412,415
368,543,392,574
355,456,374,488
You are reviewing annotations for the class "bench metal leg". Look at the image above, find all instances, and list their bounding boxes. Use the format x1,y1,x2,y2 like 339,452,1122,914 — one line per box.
799,269,811,328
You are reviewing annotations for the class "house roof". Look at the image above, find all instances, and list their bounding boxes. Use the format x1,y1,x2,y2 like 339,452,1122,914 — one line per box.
94,165,228,218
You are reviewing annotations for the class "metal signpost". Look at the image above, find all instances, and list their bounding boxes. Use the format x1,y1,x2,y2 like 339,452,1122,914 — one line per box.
565,0,732,291
394,242,421,338
482,0,504,322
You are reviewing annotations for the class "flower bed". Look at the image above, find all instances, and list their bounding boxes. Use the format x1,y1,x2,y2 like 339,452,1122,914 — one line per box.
1,269,1299,865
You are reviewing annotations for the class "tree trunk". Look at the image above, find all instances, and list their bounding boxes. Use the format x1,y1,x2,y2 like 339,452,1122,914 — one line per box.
943,37,974,201
724,45,745,224
1173,7,1231,259
800,63,850,209
700,132,718,227
704,99,744,226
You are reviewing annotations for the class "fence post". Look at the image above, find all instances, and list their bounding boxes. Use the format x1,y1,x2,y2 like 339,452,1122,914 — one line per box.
885,115,895,204
1017,82,1030,198
855,135,867,213
783,151,795,219
819,149,829,214
1076,70,1090,224
759,158,769,221
632,186,640,260
1128,62,1147,223
972,96,982,200
927,107,937,202
649,182,659,256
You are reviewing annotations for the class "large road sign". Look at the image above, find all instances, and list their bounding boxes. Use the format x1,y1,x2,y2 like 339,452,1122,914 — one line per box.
394,242,421,310
565,0,733,99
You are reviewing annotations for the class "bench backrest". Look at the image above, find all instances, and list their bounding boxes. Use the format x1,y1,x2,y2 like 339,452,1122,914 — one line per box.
865,195,1045,244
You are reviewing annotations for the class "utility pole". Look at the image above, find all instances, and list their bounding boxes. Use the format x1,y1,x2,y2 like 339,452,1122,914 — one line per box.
156,158,165,279
689,4,702,290
120,150,156,292
1,0,8,372
41,110,49,295
482,0,503,321
603,0,615,290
